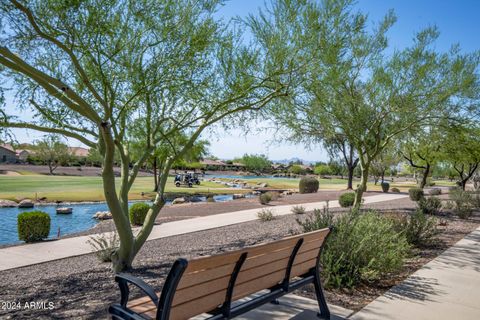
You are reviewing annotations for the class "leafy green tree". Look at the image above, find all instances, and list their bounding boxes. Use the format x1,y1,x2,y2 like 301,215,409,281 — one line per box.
0,0,292,271
442,126,480,190
289,164,307,175
240,154,272,173
253,0,480,208
370,147,401,185
324,135,358,189
33,135,71,174
314,164,332,176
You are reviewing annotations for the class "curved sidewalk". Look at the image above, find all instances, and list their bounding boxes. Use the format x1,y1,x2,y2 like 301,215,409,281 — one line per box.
0,193,407,271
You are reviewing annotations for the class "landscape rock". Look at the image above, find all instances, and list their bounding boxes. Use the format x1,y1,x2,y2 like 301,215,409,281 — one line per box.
56,207,73,214
18,199,35,208
232,193,246,199
259,183,268,188
282,190,293,196
172,197,186,205
93,211,112,220
0,199,18,207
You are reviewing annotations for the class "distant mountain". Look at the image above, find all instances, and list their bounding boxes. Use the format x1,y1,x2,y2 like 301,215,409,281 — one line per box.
271,157,318,166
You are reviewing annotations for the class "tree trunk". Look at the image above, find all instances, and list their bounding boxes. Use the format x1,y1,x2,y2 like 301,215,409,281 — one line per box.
347,165,354,190
419,164,431,189
354,163,369,208
153,157,158,192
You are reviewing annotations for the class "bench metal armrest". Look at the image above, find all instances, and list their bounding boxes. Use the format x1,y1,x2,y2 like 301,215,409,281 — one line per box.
115,273,158,307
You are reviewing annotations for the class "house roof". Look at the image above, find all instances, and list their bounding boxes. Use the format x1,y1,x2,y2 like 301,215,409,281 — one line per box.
68,147,90,157
231,162,245,167
201,159,226,166
0,144,16,155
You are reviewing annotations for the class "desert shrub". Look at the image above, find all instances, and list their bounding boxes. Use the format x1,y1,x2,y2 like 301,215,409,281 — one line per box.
418,196,442,215
449,188,474,219
206,195,215,202
312,210,409,288
399,210,437,247
409,188,424,202
429,188,442,195
291,205,306,215
17,211,51,243
339,192,355,207
299,177,319,194
391,187,401,193
129,202,151,225
381,182,390,193
257,208,275,222
296,203,333,232
87,231,120,262
259,193,272,205
266,191,280,201
468,191,480,209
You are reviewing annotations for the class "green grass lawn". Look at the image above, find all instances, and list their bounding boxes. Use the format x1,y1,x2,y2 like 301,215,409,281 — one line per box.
229,177,455,192
0,175,239,202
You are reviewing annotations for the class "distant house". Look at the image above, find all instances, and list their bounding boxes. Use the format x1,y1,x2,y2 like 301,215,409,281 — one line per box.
200,159,227,171
271,163,286,171
0,144,18,163
16,149,32,162
68,147,90,158
226,162,246,171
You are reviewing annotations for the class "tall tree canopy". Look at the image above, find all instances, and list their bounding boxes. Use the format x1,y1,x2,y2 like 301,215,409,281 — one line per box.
0,0,293,270
253,0,480,207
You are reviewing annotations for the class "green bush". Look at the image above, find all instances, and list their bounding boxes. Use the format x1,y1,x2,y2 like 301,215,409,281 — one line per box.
129,202,151,225
257,208,275,222
429,188,442,195
398,210,437,247
339,192,355,207
299,210,410,288
259,193,272,205
266,191,280,201
299,177,319,194
296,204,333,232
291,205,306,215
391,187,401,193
418,196,442,215
381,182,390,193
18,211,51,243
449,188,474,219
409,188,424,201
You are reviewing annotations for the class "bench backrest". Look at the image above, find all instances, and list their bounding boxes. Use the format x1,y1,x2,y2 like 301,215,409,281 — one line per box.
164,228,331,320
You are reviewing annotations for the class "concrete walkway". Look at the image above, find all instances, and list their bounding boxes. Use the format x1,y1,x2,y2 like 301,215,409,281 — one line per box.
350,226,480,320
0,193,407,271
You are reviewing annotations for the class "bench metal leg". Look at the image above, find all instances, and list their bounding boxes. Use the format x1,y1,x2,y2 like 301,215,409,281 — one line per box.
313,272,330,319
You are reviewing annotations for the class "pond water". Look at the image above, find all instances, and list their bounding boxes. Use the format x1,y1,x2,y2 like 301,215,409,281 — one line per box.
0,194,250,246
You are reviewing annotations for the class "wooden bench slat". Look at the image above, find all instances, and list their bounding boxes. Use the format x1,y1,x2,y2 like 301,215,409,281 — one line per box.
172,275,230,306
127,295,156,308
177,262,237,289
169,290,226,320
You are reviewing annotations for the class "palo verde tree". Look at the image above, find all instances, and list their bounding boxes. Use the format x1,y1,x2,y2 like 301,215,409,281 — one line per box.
0,0,292,271
33,135,71,174
255,0,480,207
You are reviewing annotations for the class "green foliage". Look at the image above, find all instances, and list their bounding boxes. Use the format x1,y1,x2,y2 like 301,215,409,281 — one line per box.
239,154,271,173
418,197,442,215
409,188,425,201
339,192,355,207
391,187,401,193
381,182,390,193
266,191,281,201
398,210,437,247
33,135,72,174
299,210,410,288
17,211,51,243
429,188,442,195
129,202,151,226
291,205,306,214
449,188,474,219
314,164,333,176
259,193,272,205
87,231,120,262
296,204,333,232
289,164,307,175
299,177,319,193
257,208,275,222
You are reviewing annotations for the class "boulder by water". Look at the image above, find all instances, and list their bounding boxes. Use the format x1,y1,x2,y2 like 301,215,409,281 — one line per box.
172,197,186,205
18,199,35,208
93,211,112,220
56,207,73,214
0,199,18,207
232,194,246,199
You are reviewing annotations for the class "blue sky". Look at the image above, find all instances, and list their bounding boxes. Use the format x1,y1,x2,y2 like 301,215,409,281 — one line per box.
3,0,480,161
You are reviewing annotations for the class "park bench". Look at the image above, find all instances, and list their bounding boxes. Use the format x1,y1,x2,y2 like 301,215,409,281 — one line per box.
109,227,332,320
